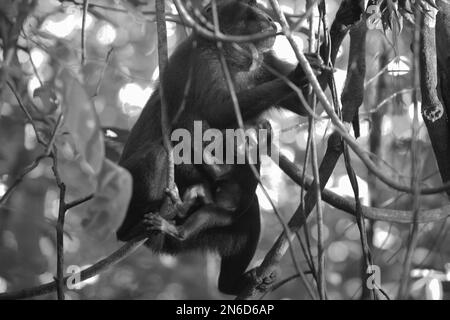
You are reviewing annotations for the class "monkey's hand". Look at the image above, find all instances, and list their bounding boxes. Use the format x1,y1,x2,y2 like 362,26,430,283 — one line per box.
143,212,185,240
161,186,187,219
290,53,328,88
244,266,280,293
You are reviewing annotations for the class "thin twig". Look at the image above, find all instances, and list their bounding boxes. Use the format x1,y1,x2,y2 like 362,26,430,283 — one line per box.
93,47,113,98
65,194,94,210
0,155,49,205
366,88,414,115
27,47,44,86
6,81,46,147
399,4,423,299
296,232,317,282
310,125,326,299
298,109,317,284
0,113,62,206
156,0,176,203
51,150,66,300
81,0,89,65
172,43,195,125
307,0,326,300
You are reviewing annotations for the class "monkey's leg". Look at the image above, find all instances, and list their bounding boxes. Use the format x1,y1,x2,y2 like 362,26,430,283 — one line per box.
204,54,326,126
145,181,241,240
217,198,261,295
144,204,234,241
119,183,211,241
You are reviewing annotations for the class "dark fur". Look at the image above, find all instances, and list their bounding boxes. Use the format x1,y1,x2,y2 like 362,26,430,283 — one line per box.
116,0,319,294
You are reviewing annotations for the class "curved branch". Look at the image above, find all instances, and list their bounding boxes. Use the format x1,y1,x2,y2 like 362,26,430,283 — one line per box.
278,152,450,224
0,238,147,300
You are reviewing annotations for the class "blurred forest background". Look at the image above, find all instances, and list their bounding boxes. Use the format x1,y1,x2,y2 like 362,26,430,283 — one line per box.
0,0,449,300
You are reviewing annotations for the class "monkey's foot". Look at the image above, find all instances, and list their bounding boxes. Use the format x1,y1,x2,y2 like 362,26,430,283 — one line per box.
143,213,184,240
246,267,279,292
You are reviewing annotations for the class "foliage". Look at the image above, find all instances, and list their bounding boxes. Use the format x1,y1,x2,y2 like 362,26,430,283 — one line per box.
0,0,449,300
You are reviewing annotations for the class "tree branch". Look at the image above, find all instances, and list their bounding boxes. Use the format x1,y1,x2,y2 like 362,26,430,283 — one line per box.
0,237,147,300
426,0,450,196
2,150,450,300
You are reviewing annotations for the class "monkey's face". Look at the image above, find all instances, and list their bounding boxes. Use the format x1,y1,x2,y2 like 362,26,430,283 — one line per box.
203,0,277,51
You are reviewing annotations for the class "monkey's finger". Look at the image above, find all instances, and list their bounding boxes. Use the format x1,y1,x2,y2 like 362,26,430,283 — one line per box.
144,217,164,228
144,215,161,222
143,212,158,219
319,65,335,73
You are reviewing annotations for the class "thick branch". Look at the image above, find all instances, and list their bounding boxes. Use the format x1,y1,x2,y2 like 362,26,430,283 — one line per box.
278,152,449,224
436,1,450,111
426,0,450,193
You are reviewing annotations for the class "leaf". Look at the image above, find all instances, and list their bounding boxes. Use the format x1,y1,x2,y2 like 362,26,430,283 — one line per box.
33,84,59,114
55,69,105,197
80,159,132,241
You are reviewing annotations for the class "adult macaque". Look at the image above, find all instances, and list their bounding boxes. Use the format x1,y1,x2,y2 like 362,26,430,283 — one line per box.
117,0,324,294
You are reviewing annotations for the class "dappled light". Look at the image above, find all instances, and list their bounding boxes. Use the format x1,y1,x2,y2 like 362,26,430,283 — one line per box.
0,0,449,302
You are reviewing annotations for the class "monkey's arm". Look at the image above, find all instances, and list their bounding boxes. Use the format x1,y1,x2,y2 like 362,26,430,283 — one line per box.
202,55,323,127
261,51,315,115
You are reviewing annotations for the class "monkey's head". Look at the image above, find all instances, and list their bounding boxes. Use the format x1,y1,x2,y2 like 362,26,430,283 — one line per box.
202,0,277,52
